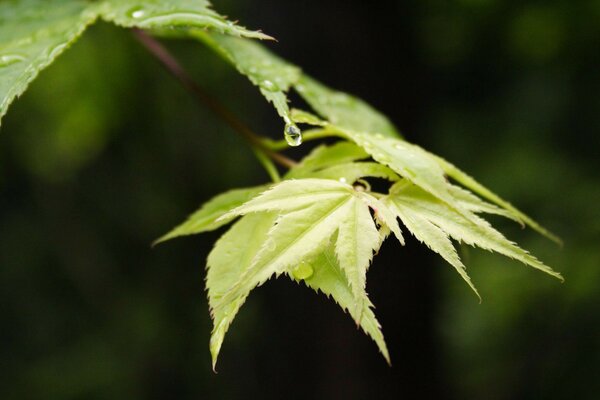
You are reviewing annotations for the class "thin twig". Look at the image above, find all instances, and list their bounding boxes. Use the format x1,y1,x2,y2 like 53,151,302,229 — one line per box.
132,28,296,169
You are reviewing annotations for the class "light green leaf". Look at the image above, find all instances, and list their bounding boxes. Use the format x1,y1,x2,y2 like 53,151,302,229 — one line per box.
383,188,480,300
335,196,381,318
99,0,271,39
434,155,562,244
217,197,353,310
286,141,369,179
387,180,563,282
155,185,268,244
0,0,98,126
448,184,522,223
215,179,397,315
294,74,402,138
206,212,276,369
309,162,400,183
360,192,404,246
299,244,390,364
341,129,464,214
193,31,298,124
220,178,352,217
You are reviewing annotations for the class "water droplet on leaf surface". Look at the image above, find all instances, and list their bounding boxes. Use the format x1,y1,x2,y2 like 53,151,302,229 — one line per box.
0,54,26,67
260,80,279,92
292,262,314,280
284,123,302,147
127,7,146,19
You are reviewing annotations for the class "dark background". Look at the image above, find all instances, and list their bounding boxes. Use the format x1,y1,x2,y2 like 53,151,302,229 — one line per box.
1,0,599,398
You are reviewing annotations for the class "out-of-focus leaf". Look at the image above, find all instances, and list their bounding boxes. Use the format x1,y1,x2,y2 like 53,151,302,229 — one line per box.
295,75,402,138
0,0,98,126
0,0,269,127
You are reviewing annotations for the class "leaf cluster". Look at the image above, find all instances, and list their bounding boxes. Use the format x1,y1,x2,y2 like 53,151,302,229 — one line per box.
0,0,562,369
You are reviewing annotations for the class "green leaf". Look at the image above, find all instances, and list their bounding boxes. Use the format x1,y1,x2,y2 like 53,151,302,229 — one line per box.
0,0,98,126
434,155,562,244
190,34,402,139
294,75,402,138
448,184,522,223
0,0,269,127
309,162,400,183
206,212,276,369
99,0,271,39
154,185,268,244
335,195,381,318
383,186,480,300
299,244,390,364
341,129,464,213
386,180,563,283
215,179,400,316
193,31,298,124
285,141,369,179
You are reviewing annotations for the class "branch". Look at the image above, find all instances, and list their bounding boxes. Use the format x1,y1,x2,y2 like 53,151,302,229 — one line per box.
132,29,296,169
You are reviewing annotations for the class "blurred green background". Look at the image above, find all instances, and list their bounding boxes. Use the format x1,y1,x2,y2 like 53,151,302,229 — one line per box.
0,0,598,398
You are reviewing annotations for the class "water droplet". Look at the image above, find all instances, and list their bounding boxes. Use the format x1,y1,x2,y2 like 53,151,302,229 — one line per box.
127,7,146,19
339,177,348,184
292,262,314,281
260,79,279,92
284,123,302,147
0,53,26,67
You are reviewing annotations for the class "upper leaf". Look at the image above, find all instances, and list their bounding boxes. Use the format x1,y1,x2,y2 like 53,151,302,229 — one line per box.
0,0,269,127
189,32,402,139
0,0,98,126
295,75,402,138
98,0,271,39
194,31,298,124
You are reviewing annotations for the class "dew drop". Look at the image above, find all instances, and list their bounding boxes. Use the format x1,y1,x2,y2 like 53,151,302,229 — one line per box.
292,262,314,281
260,79,279,92
0,53,26,67
339,177,348,184
127,7,146,19
284,123,302,147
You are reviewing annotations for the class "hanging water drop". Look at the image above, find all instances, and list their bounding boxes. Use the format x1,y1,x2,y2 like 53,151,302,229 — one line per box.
292,262,314,281
0,54,26,67
284,123,302,147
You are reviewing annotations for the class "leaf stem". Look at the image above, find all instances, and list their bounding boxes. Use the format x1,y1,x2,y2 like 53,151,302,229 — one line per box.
253,149,281,182
132,28,297,170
